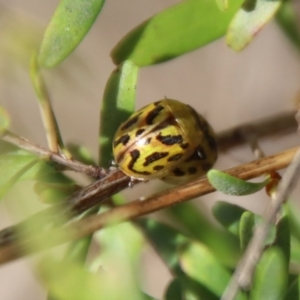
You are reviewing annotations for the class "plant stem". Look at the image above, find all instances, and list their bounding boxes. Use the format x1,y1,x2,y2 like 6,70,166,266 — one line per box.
0,146,297,264
1,131,107,178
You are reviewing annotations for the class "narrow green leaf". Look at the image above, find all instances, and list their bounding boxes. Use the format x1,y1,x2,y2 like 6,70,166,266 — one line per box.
180,242,246,300
0,158,39,200
276,1,300,52
283,275,299,300
165,277,219,300
63,237,93,266
212,201,247,235
274,208,290,265
250,247,287,300
0,152,37,188
207,169,269,196
91,222,145,300
290,236,300,265
0,140,18,155
38,0,105,67
165,279,183,300
39,258,105,300
111,0,244,66
0,149,75,202
137,218,189,274
42,220,146,300
286,204,300,244
167,203,240,266
99,60,139,167
139,219,230,299
30,54,66,154
0,106,10,134
34,181,79,204
239,211,255,252
227,0,282,51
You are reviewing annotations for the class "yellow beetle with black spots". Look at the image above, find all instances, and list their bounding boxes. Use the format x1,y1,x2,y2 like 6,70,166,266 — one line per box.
113,99,217,184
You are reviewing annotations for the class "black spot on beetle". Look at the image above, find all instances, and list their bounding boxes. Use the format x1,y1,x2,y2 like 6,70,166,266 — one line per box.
128,149,151,175
188,167,198,175
121,113,141,131
180,143,189,150
146,105,164,125
167,153,183,162
153,165,164,171
157,133,183,145
172,168,185,177
135,128,145,137
143,152,169,166
202,162,213,172
206,134,218,152
113,134,130,147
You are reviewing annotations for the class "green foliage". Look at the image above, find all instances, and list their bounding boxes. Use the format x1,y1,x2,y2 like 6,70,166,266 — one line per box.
38,0,105,67
1,0,300,299
208,169,269,196
99,60,139,167
276,1,300,51
250,247,287,300
111,0,244,66
227,0,283,50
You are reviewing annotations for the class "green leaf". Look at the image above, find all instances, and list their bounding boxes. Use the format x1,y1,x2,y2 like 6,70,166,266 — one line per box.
30,54,67,154
39,258,106,300
180,242,246,300
137,218,189,274
0,151,42,200
40,221,146,300
34,181,78,204
290,236,300,265
286,204,300,244
276,1,300,51
273,208,290,265
0,149,75,202
99,60,139,167
212,201,247,235
283,275,299,300
90,222,145,300
0,157,39,200
38,0,105,67
207,169,269,196
167,203,240,266
139,219,221,299
0,140,19,155
0,106,10,134
165,279,183,300
227,0,282,51
165,277,219,300
250,247,287,300
111,0,244,66
239,211,255,252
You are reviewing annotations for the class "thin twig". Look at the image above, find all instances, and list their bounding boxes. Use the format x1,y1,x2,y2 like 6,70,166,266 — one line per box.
217,111,296,151
0,146,297,264
30,55,62,153
221,147,300,300
1,110,296,177
1,131,108,178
